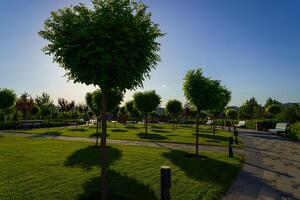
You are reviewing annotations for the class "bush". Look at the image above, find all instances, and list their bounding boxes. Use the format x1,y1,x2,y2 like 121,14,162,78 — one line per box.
250,119,279,131
290,122,300,140
0,122,15,130
0,119,85,130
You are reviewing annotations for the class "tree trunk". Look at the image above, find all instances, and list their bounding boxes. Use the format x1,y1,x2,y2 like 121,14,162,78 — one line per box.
96,116,99,146
145,114,148,136
100,147,108,200
100,89,108,200
172,118,175,130
195,116,200,157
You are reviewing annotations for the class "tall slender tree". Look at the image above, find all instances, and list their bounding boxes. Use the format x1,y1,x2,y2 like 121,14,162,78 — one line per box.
183,69,231,157
166,99,183,130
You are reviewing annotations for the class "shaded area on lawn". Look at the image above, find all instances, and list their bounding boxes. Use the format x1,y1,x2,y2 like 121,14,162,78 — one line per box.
66,145,157,200
151,129,171,133
162,149,241,199
31,131,63,137
137,132,168,140
192,133,229,142
65,146,122,170
111,129,128,132
78,171,157,200
69,128,88,132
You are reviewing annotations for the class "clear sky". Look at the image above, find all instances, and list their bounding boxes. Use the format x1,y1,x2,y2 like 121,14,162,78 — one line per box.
0,0,299,106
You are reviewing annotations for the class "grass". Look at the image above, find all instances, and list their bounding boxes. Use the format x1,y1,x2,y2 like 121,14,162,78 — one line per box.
0,135,242,200
18,122,242,147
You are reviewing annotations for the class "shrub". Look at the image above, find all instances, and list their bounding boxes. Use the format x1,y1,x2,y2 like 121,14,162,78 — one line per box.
290,122,300,140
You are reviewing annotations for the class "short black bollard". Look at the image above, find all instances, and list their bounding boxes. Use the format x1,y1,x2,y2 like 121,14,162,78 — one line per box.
228,137,234,158
161,166,171,200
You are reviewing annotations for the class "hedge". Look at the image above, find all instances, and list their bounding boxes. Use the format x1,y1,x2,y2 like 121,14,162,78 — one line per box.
0,119,85,130
290,122,300,140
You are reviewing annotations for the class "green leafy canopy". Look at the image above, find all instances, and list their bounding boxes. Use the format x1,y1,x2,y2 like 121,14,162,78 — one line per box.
166,99,182,118
133,90,161,114
39,0,164,91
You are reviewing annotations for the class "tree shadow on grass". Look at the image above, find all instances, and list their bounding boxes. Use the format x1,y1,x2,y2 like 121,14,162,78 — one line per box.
77,171,158,200
31,131,63,137
191,133,228,142
89,133,110,138
69,128,88,132
162,149,241,189
110,128,128,132
151,129,171,133
137,132,168,140
149,125,164,129
65,146,122,170
124,126,140,129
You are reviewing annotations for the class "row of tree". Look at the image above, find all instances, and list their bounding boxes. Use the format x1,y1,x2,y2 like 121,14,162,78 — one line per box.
226,97,300,123
0,89,91,122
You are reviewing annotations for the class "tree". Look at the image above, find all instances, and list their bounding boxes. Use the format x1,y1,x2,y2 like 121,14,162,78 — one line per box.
35,93,55,120
207,82,231,135
166,99,182,130
265,104,281,117
238,97,261,119
118,106,128,124
183,69,230,157
226,108,237,127
125,100,139,127
0,88,17,123
16,92,34,120
86,89,123,145
39,0,163,156
133,90,161,135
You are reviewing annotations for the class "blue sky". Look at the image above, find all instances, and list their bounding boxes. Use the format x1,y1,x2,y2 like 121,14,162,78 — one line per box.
0,0,299,106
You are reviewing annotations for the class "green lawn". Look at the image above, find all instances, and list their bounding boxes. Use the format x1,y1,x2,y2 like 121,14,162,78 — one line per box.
18,122,241,147
0,135,242,200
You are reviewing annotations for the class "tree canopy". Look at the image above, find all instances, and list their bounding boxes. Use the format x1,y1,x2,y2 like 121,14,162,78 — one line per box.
265,104,281,115
166,99,182,119
85,89,124,117
133,90,161,115
0,88,17,110
39,0,163,91
225,109,238,120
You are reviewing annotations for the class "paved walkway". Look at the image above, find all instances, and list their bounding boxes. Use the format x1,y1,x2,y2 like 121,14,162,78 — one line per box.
223,129,300,200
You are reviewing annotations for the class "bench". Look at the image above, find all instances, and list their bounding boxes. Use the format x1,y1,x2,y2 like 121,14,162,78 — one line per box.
234,121,245,128
205,120,213,125
268,123,289,135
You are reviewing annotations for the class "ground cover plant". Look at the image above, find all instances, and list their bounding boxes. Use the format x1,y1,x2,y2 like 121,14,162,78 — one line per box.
0,135,242,200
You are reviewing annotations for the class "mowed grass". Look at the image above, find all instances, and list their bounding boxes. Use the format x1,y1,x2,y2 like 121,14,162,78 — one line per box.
18,122,242,147
0,135,242,200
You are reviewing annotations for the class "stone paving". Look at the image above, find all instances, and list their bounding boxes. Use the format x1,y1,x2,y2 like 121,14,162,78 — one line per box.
224,130,300,200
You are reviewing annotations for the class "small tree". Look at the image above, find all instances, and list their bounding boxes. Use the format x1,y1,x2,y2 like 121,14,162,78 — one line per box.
16,92,34,120
39,0,163,153
166,99,182,130
118,106,128,125
133,90,161,136
183,69,230,157
208,83,231,135
86,89,123,145
226,109,237,127
0,88,17,123
265,104,281,117
125,100,139,127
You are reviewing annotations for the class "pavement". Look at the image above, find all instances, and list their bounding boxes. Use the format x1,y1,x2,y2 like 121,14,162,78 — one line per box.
223,129,300,200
